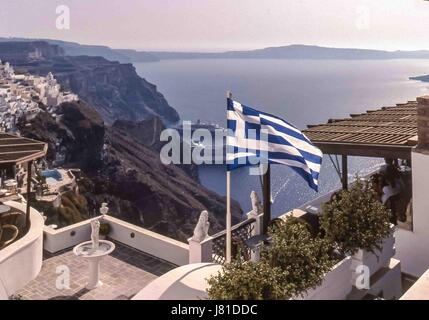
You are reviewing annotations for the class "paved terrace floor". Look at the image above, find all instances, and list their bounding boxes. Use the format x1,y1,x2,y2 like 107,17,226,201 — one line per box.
14,240,177,300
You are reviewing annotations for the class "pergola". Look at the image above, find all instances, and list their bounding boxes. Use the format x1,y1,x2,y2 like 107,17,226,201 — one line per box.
303,101,418,189
0,133,47,229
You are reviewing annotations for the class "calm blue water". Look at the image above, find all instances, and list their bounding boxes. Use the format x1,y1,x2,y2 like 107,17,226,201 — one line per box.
135,59,429,216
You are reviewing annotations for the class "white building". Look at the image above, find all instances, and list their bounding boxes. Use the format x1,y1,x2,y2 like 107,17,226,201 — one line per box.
0,61,79,133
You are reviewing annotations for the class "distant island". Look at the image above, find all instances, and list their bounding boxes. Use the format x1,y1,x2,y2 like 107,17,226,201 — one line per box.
410,74,429,82
2,38,429,63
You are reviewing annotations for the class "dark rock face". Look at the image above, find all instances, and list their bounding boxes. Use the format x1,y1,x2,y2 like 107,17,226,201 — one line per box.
18,101,105,171
52,57,180,125
98,125,242,241
0,41,64,63
0,41,179,125
112,117,166,150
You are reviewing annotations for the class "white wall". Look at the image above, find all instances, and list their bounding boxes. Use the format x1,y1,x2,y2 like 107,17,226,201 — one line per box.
0,202,44,300
43,215,189,266
43,220,91,253
395,150,429,277
401,267,429,299
105,216,189,266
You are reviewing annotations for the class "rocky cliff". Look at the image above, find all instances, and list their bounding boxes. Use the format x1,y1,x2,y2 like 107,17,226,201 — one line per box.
0,41,179,125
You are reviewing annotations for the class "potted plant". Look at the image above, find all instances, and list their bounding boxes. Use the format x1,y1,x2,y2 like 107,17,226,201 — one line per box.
207,260,284,300
320,177,394,281
207,217,352,300
264,217,352,300
99,222,111,240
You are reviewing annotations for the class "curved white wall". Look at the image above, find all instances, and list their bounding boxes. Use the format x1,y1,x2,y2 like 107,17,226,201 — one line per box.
133,263,221,300
0,202,44,300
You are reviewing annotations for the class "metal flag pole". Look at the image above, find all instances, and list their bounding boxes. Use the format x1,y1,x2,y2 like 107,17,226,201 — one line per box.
226,90,232,263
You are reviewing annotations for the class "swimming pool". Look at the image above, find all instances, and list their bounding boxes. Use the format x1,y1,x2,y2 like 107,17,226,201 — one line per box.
41,169,62,181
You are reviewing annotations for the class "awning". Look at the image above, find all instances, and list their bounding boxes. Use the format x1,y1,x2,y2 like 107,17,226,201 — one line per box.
303,101,417,160
0,133,47,165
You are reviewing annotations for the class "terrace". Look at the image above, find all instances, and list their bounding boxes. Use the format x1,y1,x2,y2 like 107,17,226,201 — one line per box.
2,97,429,300
3,214,188,300
14,240,176,300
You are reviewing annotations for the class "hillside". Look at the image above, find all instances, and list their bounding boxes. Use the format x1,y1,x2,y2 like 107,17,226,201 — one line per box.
0,41,178,124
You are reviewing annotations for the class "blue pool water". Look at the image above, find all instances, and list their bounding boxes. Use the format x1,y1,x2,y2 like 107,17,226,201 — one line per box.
41,169,62,181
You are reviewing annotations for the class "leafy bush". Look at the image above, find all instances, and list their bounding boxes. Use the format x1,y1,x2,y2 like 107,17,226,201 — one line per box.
207,218,338,300
320,177,391,256
42,191,90,228
99,222,111,236
263,218,338,298
206,260,285,300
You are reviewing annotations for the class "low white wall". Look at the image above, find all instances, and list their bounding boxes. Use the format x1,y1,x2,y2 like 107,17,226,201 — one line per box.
395,150,429,277
0,202,44,300
44,219,92,253
105,215,189,266
401,266,429,300
132,263,222,300
299,257,352,300
351,228,396,281
43,215,189,266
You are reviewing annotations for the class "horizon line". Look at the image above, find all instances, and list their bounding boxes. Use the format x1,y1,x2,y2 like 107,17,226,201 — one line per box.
2,36,429,54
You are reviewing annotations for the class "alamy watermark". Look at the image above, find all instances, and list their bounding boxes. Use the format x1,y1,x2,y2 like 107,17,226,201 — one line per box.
55,264,70,290
159,121,269,175
355,5,370,30
56,5,70,30
354,264,370,290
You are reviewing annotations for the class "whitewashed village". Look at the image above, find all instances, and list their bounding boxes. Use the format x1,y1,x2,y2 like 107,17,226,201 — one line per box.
2,63,429,300
0,60,78,133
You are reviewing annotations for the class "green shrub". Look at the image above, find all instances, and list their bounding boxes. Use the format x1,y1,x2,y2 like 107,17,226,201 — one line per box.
99,222,111,236
263,218,338,298
320,177,391,256
207,218,338,300
206,260,285,300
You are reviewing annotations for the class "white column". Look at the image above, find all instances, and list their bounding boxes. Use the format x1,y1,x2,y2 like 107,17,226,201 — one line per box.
86,257,103,289
247,211,264,262
188,238,213,264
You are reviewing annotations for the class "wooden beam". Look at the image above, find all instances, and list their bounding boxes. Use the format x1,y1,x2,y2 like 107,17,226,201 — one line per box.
342,155,348,190
25,160,33,231
263,165,271,234
312,142,412,160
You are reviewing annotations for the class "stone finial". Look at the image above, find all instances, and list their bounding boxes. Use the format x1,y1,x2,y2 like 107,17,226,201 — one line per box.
100,203,109,216
250,191,263,215
417,96,429,149
192,210,210,242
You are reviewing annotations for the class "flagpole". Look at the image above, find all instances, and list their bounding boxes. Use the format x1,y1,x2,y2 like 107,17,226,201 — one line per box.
226,90,232,263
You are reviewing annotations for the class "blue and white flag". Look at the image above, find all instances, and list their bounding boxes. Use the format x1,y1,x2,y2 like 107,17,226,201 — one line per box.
226,98,323,191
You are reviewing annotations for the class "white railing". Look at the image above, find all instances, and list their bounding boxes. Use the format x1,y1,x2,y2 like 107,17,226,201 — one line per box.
188,211,264,265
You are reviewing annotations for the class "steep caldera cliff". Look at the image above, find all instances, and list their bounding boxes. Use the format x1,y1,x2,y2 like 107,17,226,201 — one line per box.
1,41,179,125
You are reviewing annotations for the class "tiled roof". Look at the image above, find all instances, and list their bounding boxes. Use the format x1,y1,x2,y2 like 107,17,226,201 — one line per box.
303,101,418,159
0,133,47,164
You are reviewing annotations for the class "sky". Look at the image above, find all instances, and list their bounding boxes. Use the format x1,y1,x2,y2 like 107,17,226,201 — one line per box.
0,0,429,52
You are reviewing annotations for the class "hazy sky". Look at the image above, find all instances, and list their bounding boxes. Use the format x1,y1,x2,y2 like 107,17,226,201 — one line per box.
0,0,429,52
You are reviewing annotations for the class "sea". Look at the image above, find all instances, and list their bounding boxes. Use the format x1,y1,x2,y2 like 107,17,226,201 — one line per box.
135,59,429,217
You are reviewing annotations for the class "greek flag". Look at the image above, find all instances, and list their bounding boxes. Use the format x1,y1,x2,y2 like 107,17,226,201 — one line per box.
226,98,323,191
